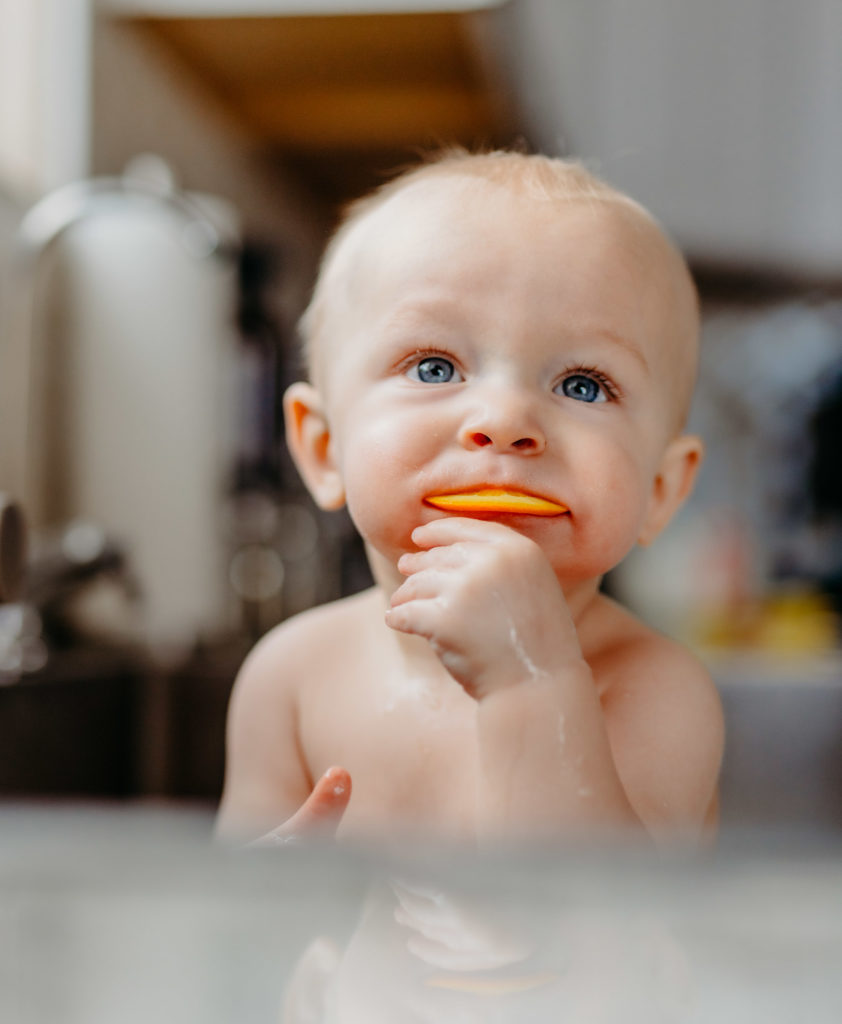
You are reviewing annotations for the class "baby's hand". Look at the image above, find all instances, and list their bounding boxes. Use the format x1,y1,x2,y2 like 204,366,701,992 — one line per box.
386,518,584,700
246,767,351,849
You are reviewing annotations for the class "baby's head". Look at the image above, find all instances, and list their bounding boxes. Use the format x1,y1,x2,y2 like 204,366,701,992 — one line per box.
298,149,700,435
286,150,704,581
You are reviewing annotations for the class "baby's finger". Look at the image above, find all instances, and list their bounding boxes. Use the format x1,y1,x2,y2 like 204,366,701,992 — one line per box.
385,597,449,642
398,544,470,576
413,516,515,549
390,568,450,608
285,766,351,835
248,767,351,848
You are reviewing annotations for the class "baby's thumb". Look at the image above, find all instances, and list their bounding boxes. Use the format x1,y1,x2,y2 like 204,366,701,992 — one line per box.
246,767,351,849
284,766,352,839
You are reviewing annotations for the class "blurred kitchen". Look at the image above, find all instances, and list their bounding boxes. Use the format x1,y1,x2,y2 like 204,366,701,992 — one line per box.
1,0,841,830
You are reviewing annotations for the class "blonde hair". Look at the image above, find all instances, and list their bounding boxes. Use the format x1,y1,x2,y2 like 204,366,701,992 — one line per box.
299,149,697,405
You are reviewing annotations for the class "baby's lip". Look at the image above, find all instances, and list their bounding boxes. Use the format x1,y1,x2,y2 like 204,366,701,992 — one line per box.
424,488,568,517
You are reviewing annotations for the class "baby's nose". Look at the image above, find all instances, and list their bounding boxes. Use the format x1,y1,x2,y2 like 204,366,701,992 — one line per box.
458,397,546,454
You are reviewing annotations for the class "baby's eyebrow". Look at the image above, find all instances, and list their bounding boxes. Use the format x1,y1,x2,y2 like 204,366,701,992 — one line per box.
587,327,649,372
382,297,463,331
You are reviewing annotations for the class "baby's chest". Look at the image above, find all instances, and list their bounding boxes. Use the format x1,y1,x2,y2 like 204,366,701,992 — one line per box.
302,675,479,835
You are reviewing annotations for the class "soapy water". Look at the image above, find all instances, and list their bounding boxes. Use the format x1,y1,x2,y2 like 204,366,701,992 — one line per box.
382,674,438,714
507,623,548,683
477,587,548,687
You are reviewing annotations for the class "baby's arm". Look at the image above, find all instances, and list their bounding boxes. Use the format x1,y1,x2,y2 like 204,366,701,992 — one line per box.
386,518,722,843
475,630,722,843
215,623,350,844
593,633,723,842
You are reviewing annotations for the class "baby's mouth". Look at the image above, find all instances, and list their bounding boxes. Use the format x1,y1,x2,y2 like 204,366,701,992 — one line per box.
424,488,568,516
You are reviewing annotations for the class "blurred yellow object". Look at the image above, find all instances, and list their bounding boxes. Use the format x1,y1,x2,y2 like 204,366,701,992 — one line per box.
754,591,839,654
695,588,839,655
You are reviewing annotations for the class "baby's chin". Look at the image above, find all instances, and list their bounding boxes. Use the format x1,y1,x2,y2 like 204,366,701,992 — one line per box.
347,495,433,550
360,537,412,589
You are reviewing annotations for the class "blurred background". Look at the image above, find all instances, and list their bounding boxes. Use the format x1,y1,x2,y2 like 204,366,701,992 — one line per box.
1,0,841,830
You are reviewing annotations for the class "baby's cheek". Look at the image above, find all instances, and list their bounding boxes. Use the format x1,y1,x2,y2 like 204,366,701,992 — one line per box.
345,474,407,544
340,428,426,552
565,461,653,573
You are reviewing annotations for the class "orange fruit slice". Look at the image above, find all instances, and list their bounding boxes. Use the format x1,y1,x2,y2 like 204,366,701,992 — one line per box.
425,488,567,516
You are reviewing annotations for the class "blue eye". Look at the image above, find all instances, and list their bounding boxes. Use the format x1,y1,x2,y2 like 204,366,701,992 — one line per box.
409,356,459,384
557,374,607,403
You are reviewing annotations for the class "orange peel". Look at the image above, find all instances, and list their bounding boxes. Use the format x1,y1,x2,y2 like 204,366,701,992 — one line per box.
425,488,567,516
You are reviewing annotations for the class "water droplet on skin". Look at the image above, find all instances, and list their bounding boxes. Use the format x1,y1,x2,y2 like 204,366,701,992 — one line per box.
382,674,438,714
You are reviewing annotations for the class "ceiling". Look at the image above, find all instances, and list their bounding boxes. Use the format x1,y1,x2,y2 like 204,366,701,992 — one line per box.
129,9,523,205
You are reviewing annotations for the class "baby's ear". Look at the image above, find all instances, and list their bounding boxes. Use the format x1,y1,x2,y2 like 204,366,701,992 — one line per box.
283,382,346,510
638,434,704,547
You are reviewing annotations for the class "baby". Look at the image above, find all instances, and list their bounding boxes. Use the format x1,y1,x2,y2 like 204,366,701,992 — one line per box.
216,150,724,848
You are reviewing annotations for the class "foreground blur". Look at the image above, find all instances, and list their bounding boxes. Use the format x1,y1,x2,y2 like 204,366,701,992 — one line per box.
2,807,841,1024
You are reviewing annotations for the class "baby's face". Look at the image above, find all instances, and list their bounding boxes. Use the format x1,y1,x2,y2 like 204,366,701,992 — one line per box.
309,177,700,586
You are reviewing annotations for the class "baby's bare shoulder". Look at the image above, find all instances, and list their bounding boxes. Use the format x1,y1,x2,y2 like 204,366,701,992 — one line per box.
584,595,712,691
224,588,380,755
241,587,379,682
584,596,724,836
216,589,380,839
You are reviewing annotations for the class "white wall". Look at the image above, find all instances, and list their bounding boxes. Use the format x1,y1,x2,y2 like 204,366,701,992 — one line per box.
505,0,842,277
91,14,327,306
9,14,331,647
0,189,26,506
0,191,21,307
